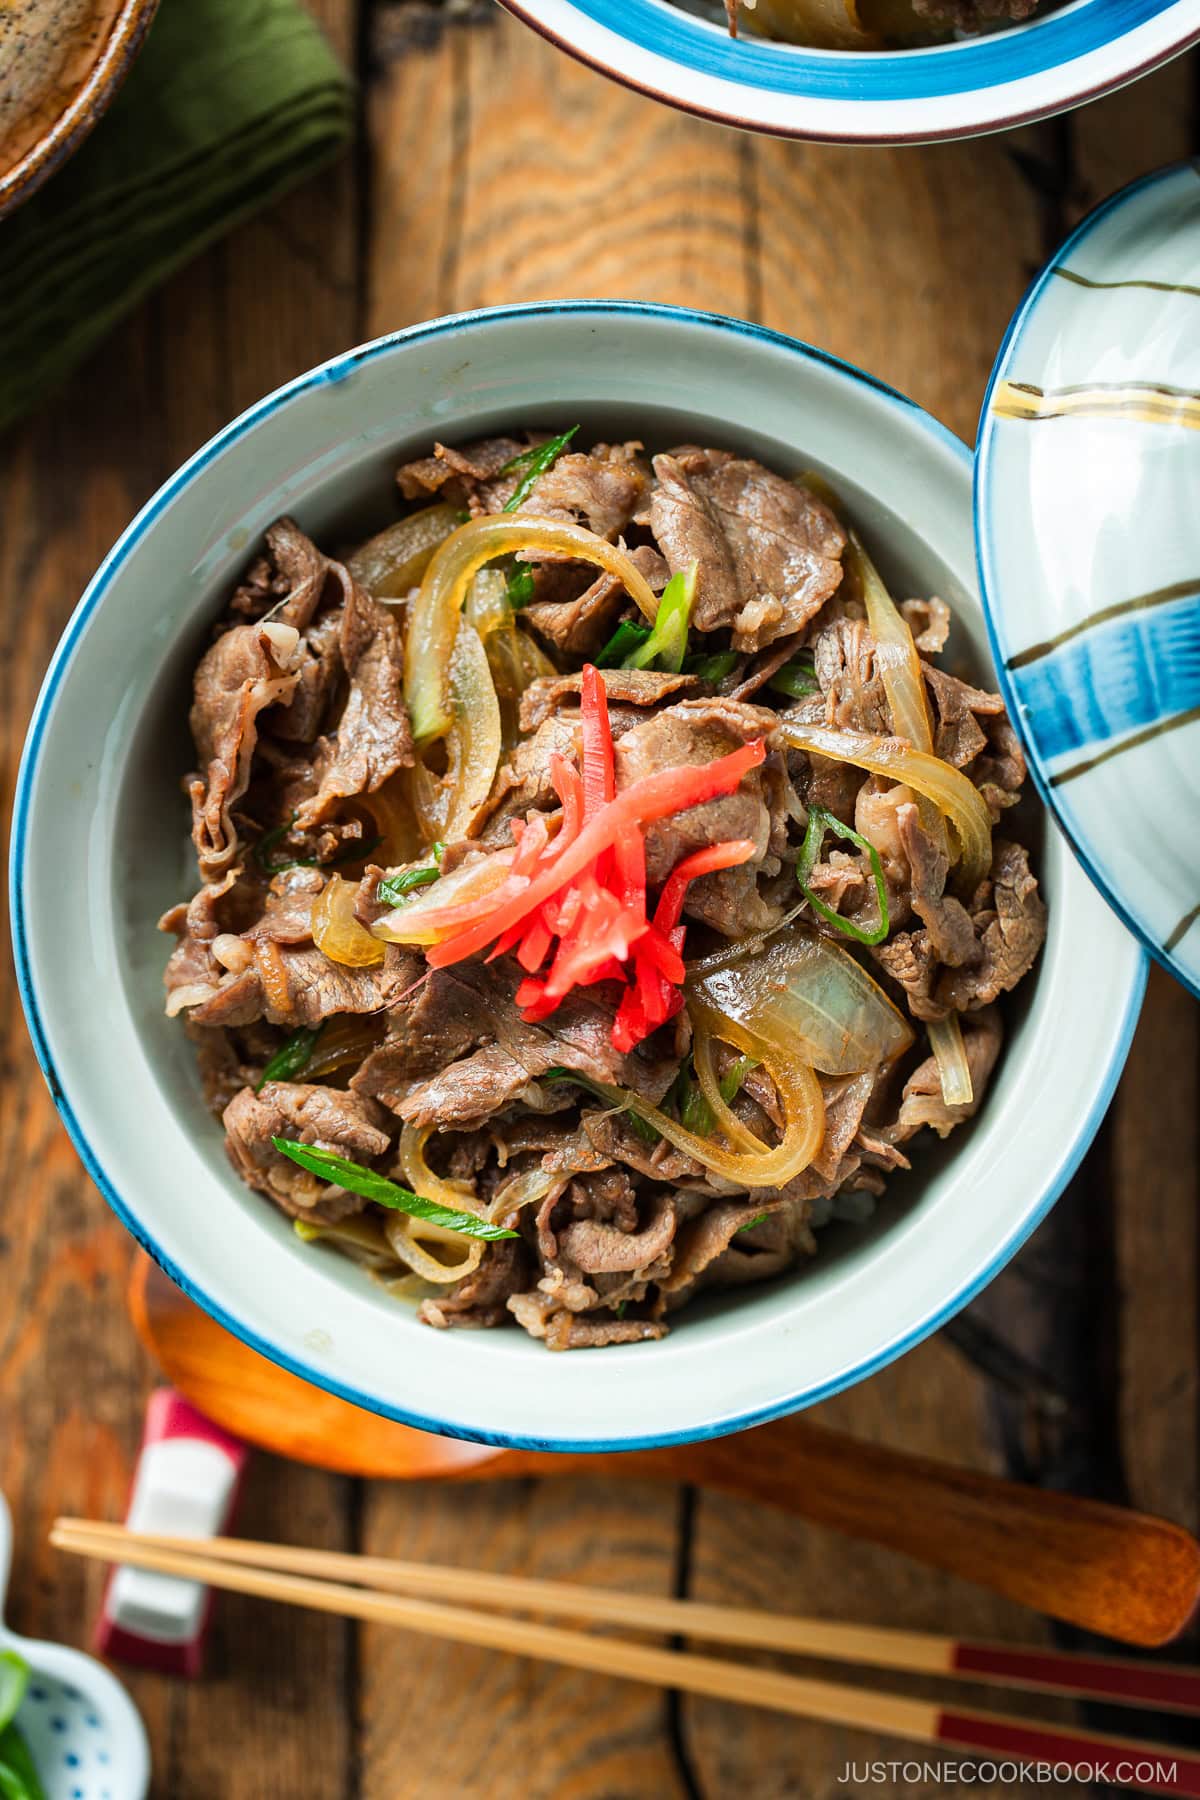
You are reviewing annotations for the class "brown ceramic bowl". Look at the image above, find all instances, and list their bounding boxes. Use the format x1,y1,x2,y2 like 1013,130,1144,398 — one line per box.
0,0,160,220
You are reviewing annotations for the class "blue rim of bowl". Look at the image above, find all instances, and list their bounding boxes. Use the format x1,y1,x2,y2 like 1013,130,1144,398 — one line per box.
497,0,1200,143
975,162,1199,1004
11,299,1147,1451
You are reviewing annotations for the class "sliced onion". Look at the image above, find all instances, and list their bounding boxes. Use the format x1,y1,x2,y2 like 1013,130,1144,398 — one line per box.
293,1213,395,1267
392,1123,486,1285
405,516,661,744
303,1013,388,1081
443,621,503,843
689,922,913,1077
692,1022,768,1154
348,503,460,598
373,848,517,945
850,530,935,752
312,874,386,967
780,721,992,896
585,1025,824,1190
747,0,880,47
927,1014,974,1107
486,1166,558,1227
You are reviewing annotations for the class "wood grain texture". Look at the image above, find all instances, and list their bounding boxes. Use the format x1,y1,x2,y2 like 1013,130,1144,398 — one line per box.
1,2,1198,1798
0,4,360,1797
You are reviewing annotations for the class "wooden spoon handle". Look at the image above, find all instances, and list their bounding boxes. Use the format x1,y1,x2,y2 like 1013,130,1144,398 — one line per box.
505,1420,1200,1647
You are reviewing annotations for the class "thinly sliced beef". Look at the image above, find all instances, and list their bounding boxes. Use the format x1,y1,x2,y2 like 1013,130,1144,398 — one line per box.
657,1198,814,1312
253,941,412,1029
354,963,674,1129
649,450,845,651
473,712,580,847
295,571,413,827
519,442,648,540
937,840,1047,1011
814,617,891,735
520,668,701,732
188,622,301,881
901,596,951,655
896,804,978,968
887,1007,1003,1141
223,1082,392,1219
922,663,1005,769
615,697,781,933
523,545,669,657
396,436,526,505
557,1188,675,1276
418,1240,533,1330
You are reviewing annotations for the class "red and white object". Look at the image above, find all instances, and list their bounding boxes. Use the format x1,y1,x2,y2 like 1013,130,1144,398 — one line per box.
96,1389,248,1676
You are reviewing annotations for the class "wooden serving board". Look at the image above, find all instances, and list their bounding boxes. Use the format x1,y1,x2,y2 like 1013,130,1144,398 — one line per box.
0,5,1197,1796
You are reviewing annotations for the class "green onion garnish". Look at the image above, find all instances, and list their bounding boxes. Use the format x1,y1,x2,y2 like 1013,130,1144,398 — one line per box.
271,1139,518,1240
544,1068,659,1145
769,650,819,700
505,565,536,609
597,619,652,667
377,844,444,909
623,563,696,674
502,426,579,513
683,649,740,683
0,1654,28,1736
736,1212,770,1235
257,1025,324,1091
795,804,890,947
254,812,299,873
681,1053,759,1137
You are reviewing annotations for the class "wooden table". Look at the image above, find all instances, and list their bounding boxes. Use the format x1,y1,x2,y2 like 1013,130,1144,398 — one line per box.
1,6,1197,1795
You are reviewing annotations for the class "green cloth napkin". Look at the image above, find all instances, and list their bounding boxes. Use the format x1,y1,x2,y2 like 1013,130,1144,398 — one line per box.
0,0,354,434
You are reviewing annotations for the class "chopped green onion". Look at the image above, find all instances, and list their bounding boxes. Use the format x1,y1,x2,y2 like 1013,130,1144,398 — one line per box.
253,812,298,873
624,563,696,673
271,1139,518,1240
614,1299,628,1319
505,566,536,609
0,1656,27,1736
502,427,579,513
257,1025,324,1091
736,1212,770,1235
796,804,890,947
769,651,819,699
545,1067,659,1145
683,649,740,683
682,1052,759,1137
597,619,652,667
377,844,445,909
0,1723,46,1800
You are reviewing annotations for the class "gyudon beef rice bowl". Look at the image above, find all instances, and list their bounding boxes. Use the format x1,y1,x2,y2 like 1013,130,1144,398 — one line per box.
162,429,1045,1352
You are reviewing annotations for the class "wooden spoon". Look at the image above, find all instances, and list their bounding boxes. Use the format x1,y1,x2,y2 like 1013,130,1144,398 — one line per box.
130,1253,1200,1646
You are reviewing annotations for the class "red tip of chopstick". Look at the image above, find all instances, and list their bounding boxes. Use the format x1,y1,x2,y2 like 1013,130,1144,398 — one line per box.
955,1642,1200,1715
937,1709,1200,1797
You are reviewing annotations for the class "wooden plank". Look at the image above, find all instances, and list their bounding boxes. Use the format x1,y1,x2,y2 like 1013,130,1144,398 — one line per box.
0,5,361,1797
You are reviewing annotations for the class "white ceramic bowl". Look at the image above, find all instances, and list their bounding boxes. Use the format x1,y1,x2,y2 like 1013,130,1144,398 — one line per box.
499,0,1200,144
12,302,1145,1449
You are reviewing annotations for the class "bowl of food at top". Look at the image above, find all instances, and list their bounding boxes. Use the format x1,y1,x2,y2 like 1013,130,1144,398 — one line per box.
0,0,160,219
498,0,1200,144
12,301,1143,1450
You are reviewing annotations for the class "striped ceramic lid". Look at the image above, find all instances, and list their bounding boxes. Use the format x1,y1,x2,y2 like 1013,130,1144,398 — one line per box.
976,160,1200,997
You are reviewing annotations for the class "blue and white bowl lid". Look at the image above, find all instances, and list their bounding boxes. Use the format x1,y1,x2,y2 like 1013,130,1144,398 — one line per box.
976,159,1200,999
499,0,1200,144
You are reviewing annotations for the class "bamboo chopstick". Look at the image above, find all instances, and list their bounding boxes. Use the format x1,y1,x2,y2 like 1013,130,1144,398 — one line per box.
51,1521,1200,1798
53,1517,1200,1714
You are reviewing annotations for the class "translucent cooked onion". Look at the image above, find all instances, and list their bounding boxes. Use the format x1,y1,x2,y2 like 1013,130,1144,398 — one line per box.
688,922,913,1077
393,1123,486,1284
486,1166,557,1228
692,1022,768,1155
303,1013,388,1081
927,1015,974,1107
355,773,423,867
348,503,460,598
293,1213,395,1268
313,875,386,967
780,721,992,896
585,1023,824,1189
405,516,661,744
372,848,517,945
850,530,935,753
443,621,503,843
